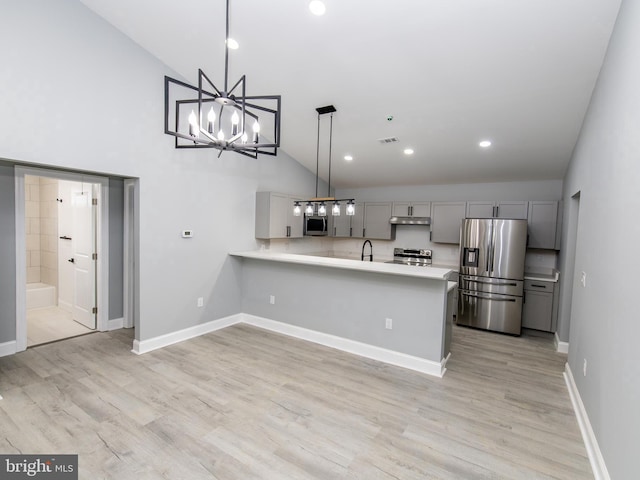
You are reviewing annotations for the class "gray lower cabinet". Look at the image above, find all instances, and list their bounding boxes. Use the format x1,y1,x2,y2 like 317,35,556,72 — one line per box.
522,279,558,332
430,202,466,243
363,202,394,240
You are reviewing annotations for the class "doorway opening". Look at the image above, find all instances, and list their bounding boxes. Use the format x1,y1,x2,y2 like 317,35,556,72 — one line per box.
15,166,111,352
558,191,581,351
24,175,99,346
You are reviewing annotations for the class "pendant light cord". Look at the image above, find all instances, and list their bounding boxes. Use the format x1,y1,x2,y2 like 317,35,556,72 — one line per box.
224,0,230,92
315,113,320,198
327,113,333,197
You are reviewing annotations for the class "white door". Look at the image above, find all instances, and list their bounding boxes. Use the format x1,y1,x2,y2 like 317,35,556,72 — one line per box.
71,188,96,329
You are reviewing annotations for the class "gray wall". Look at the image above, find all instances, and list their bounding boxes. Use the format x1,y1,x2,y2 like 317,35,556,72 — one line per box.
108,177,124,320
0,0,320,343
0,163,16,344
239,258,447,362
557,0,639,477
336,179,563,202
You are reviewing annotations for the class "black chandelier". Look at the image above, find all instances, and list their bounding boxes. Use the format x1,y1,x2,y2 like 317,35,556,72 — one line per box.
164,0,281,158
293,105,355,218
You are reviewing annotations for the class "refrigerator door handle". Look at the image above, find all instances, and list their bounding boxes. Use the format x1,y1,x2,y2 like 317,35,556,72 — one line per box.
489,222,496,274
463,279,518,287
461,292,517,302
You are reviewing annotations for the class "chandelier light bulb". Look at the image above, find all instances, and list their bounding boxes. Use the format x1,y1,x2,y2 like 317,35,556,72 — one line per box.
226,38,239,50
188,110,199,137
252,120,260,143
241,132,248,143
293,202,302,217
207,107,215,134
231,111,239,135
332,202,340,216
217,130,225,141
318,202,327,217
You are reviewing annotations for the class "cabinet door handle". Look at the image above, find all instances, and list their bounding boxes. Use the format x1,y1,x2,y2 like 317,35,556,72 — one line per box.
334,227,336,236
349,227,352,237
286,225,291,237
530,283,547,288
363,228,366,237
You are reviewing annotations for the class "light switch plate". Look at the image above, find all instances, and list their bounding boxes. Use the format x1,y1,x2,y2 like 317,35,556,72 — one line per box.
182,230,193,238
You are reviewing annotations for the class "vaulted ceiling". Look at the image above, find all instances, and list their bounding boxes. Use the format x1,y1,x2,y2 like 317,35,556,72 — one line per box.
79,0,621,188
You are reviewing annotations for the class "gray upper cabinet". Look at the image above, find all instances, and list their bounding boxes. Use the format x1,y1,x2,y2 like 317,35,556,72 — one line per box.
255,192,303,239
466,201,528,219
363,202,394,240
430,202,466,243
392,202,430,217
527,201,560,250
331,209,351,237
332,202,365,238
350,202,365,238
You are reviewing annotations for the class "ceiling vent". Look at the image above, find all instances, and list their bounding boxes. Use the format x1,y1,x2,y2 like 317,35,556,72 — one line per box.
378,136,399,144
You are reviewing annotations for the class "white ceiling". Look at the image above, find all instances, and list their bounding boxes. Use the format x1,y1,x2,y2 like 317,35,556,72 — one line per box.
80,0,621,189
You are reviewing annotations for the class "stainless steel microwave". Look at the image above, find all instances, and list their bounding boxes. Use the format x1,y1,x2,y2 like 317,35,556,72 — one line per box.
304,215,328,236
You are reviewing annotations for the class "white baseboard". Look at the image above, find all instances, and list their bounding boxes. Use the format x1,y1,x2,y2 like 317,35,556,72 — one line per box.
555,332,569,354
131,314,242,355
107,317,124,331
241,313,446,378
564,363,610,480
0,341,17,358
58,299,72,314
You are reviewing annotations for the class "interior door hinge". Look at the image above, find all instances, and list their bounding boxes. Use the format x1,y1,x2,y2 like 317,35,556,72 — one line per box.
92,253,98,260
92,307,98,314
92,198,98,205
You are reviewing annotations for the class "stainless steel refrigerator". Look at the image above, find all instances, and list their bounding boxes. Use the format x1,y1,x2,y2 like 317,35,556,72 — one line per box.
457,218,527,335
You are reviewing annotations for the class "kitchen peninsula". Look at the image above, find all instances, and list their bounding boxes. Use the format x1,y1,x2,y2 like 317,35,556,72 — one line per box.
230,251,455,377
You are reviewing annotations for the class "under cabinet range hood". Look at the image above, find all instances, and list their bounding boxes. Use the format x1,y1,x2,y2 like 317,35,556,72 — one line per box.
389,216,431,225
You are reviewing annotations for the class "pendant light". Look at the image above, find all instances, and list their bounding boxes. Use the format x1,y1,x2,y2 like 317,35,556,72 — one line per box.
293,105,355,217
163,0,281,159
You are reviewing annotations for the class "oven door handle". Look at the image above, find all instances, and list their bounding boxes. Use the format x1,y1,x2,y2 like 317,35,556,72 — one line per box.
461,292,517,302
462,278,518,287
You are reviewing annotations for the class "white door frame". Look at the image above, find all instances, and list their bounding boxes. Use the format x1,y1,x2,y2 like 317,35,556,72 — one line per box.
123,178,138,330
14,166,109,352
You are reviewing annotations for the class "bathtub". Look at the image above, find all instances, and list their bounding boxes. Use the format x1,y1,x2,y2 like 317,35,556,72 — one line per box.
26,283,57,309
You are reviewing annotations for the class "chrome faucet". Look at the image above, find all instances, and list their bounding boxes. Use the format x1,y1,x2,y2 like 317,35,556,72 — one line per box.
361,239,373,262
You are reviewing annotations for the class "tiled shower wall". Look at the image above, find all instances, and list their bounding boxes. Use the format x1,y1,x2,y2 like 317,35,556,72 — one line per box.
24,175,58,288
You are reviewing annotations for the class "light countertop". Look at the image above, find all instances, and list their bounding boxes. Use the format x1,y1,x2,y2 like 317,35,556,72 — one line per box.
230,251,454,281
524,267,560,283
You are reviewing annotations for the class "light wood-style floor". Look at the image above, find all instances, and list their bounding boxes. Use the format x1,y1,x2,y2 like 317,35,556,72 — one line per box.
27,306,94,347
0,324,592,479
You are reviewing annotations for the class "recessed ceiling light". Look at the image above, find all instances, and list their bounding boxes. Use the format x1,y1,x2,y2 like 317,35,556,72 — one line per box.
479,140,492,148
403,148,414,155
344,155,353,161
309,1,326,16
226,38,239,50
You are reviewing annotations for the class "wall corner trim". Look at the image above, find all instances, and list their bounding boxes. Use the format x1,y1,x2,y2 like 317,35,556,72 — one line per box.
564,363,610,480
241,313,446,377
131,314,242,355
555,332,569,354
0,341,17,358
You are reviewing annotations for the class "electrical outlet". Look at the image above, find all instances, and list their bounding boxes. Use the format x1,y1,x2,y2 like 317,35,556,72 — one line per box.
385,318,393,330
197,297,204,307
269,295,276,305
580,271,587,288
583,358,587,377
